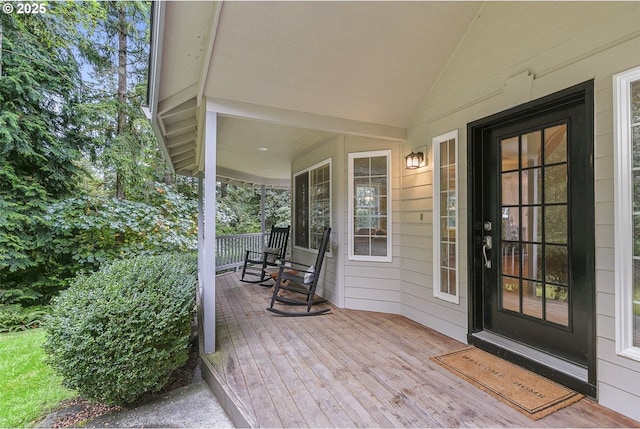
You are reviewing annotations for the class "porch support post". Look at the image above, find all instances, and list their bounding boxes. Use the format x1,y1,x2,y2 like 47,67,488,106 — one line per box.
202,111,217,354
197,173,204,297
261,184,266,236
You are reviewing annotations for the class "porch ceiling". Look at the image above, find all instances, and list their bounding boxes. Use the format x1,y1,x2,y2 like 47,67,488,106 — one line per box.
148,1,483,183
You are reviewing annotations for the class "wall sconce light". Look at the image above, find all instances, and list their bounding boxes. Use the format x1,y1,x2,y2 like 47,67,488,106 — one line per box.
405,146,427,169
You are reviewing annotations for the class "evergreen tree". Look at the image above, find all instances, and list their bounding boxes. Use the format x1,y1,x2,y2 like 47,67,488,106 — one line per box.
0,5,97,302
78,1,155,201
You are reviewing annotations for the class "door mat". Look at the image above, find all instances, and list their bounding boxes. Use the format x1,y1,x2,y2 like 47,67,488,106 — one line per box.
431,347,584,420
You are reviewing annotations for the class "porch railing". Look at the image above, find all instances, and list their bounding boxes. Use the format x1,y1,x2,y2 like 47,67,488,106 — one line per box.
215,232,268,273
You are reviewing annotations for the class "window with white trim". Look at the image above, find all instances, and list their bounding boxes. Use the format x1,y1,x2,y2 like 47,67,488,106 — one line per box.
614,66,640,360
294,159,331,251
433,130,459,304
348,150,392,261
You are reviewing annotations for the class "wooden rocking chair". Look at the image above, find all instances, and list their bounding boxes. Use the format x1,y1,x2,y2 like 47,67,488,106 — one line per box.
267,227,331,316
241,225,290,286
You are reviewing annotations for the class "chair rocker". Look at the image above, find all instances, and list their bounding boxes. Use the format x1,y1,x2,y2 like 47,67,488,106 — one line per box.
241,225,290,286
267,227,331,317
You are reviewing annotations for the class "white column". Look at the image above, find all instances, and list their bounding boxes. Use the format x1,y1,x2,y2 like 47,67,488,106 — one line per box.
197,174,205,297
202,111,217,354
261,184,266,235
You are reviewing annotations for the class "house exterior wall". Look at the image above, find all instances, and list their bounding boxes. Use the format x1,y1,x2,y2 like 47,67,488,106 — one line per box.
291,135,403,312
341,136,402,313
400,2,640,419
291,137,342,305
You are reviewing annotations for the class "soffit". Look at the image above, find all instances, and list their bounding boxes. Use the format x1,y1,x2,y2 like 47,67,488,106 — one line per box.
205,1,481,129
153,1,482,181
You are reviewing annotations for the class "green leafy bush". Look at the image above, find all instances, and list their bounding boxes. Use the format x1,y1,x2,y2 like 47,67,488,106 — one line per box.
0,305,49,333
44,188,198,281
43,253,197,405
1,184,199,307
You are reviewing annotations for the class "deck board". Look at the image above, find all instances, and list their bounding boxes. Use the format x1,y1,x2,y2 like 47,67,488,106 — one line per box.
206,272,640,428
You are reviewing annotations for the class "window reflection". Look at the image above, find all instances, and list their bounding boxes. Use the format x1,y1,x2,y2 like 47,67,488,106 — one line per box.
351,154,389,259
499,124,569,326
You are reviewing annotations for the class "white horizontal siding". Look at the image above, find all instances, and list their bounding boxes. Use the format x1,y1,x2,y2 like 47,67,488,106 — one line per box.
288,3,640,420
400,2,640,420
341,136,404,313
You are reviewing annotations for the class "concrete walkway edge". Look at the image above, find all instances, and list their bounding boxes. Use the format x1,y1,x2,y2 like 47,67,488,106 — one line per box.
84,380,234,428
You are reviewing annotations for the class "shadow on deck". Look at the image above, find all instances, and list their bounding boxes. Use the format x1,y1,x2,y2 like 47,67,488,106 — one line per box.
200,272,639,428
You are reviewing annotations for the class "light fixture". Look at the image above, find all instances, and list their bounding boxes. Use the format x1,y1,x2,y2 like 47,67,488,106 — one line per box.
405,151,424,169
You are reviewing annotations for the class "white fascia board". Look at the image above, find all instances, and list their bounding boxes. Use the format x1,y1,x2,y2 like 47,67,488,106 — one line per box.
197,2,223,106
148,1,165,121
196,98,207,173
146,1,174,174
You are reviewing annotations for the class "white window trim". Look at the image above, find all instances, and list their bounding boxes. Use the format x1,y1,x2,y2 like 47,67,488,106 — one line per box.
293,158,332,255
433,130,460,304
348,150,392,262
614,65,640,361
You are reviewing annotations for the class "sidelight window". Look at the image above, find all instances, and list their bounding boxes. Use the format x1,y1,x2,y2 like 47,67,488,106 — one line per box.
433,130,459,304
614,65,640,360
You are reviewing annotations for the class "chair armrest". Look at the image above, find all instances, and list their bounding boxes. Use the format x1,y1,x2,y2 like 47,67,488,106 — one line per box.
245,249,271,264
276,260,317,284
277,259,311,271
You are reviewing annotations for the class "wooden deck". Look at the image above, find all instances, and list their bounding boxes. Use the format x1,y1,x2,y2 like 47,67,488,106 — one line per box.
202,272,639,428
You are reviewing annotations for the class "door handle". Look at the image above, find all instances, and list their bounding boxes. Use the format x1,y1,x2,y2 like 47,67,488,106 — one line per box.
482,235,492,269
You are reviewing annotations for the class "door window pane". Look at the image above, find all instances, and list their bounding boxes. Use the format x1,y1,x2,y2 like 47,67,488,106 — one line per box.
522,243,543,281
502,208,519,241
501,136,519,171
522,206,542,242
522,280,543,319
544,206,567,244
521,168,542,205
544,165,567,203
522,131,542,168
502,171,519,205
545,245,568,285
544,125,567,164
499,127,570,325
502,243,520,277
546,285,569,326
502,276,520,313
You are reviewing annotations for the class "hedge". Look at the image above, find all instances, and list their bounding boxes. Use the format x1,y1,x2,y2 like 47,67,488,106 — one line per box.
43,253,197,405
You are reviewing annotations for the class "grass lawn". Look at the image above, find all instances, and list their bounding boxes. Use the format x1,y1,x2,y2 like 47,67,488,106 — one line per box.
0,329,76,428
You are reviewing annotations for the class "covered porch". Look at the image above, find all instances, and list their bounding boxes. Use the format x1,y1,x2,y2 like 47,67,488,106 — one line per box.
201,271,638,428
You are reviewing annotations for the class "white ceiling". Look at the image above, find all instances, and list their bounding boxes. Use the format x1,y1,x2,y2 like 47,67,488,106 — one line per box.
151,1,483,183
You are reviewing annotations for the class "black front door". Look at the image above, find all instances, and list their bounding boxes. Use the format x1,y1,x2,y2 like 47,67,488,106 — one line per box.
468,82,596,396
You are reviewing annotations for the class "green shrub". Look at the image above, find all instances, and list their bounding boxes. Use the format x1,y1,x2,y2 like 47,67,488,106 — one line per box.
0,305,50,333
43,253,197,405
